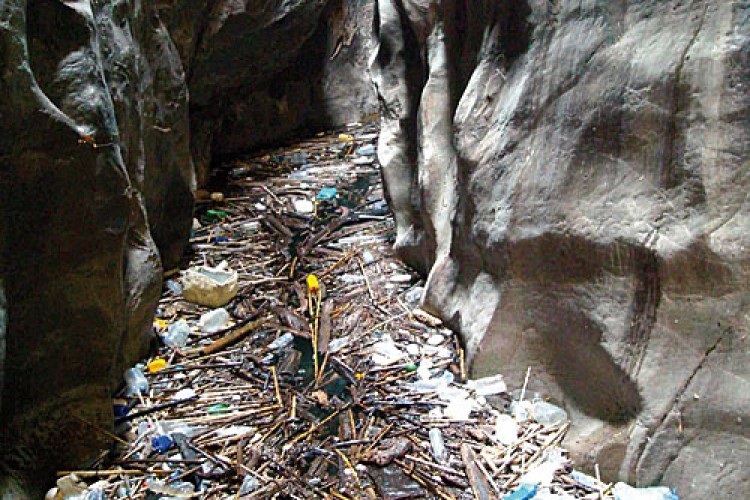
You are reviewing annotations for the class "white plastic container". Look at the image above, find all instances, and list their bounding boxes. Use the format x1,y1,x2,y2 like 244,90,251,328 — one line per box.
181,261,238,307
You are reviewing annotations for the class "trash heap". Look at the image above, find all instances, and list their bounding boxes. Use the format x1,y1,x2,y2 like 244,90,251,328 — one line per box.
51,125,679,500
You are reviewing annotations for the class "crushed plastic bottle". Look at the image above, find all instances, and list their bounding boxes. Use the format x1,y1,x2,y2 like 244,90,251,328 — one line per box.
355,144,376,156
124,364,149,396
403,286,424,305
613,483,679,500
239,475,260,495
151,434,174,453
428,428,447,464
570,470,599,490
162,320,190,348
519,447,568,487
328,336,349,353
467,374,508,396
504,483,539,500
268,332,295,350
493,414,519,445
443,395,472,420
371,334,406,366
241,221,260,234
408,370,454,393
530,400,568,427
166,280,182,294
198,307,230,333
144,478,195,498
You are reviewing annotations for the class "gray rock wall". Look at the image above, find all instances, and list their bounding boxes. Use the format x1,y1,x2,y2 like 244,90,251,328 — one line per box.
372,1,749,498
0,1,192,495
0,0,374,494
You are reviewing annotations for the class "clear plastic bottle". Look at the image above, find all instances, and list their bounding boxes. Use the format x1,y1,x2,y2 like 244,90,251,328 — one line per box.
124,364,149,396
144,479,195,498
239,475,260,495
531,400,568,427
428,428,447,464
198,308,230,333
268,332,295,350
162,320,190,348
467,374,507,396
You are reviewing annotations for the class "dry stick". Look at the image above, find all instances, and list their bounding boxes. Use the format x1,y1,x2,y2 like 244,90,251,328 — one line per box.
183,316,270,357
270,365,283,408
595,463,604,500
519,366,532,403
57,469,167,477
357,256,377,304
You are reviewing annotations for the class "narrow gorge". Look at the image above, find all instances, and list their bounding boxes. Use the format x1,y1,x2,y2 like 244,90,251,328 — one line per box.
0,1,748,498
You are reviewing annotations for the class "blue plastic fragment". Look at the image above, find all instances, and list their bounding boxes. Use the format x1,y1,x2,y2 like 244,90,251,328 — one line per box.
316,187,337,201
151,434,174,453
504,483,538,500
356,144,376,156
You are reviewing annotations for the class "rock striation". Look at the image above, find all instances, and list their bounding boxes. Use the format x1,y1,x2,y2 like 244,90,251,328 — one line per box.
372,1,749,498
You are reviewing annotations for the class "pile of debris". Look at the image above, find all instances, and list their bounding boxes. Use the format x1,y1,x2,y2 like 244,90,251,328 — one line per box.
50,126,678,500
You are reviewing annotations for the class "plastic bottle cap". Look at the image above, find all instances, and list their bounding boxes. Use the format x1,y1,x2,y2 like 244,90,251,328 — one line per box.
306,274,320,294
147,358,167,373
151,435,174,453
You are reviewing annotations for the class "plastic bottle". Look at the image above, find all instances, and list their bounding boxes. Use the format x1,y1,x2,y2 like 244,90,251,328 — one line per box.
356,144,376,156
268,332,295,350
144,479,195,498
239,475,260,495
162,320,190,348
166,280,182,294
151,434,174,453
613,482,679,500
198,308,230,333
504,484,539,500
467,374,508,396
428,428,447,464
530,400,568,427
124,364,149,396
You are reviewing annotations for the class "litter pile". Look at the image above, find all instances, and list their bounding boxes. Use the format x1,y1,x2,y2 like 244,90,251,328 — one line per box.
51,126,679,500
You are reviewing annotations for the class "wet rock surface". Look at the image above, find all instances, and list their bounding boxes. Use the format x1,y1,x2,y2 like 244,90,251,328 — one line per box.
0,1,374,495
372,1,749,498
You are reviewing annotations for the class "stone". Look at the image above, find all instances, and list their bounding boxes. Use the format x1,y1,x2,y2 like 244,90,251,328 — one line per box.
372,1,750,498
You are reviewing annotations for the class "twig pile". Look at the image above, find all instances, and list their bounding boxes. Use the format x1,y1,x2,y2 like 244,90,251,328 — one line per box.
59,125,615,499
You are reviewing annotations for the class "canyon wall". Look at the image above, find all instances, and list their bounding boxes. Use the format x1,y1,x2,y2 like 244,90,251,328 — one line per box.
372,1,749,498
0,1,374,495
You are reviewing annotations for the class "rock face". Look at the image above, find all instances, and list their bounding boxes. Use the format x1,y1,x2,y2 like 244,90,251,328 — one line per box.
163,0,378,184
0,0,374,495
0,1,192,495
372,1,749,498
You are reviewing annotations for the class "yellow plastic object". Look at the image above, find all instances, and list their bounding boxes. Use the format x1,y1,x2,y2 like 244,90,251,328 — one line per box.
306,274,320,294
153,318,167,331
147,358,167,373
338,133,354,143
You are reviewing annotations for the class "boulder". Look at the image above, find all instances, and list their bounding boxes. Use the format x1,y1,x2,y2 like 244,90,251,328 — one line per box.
372,1,750,497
